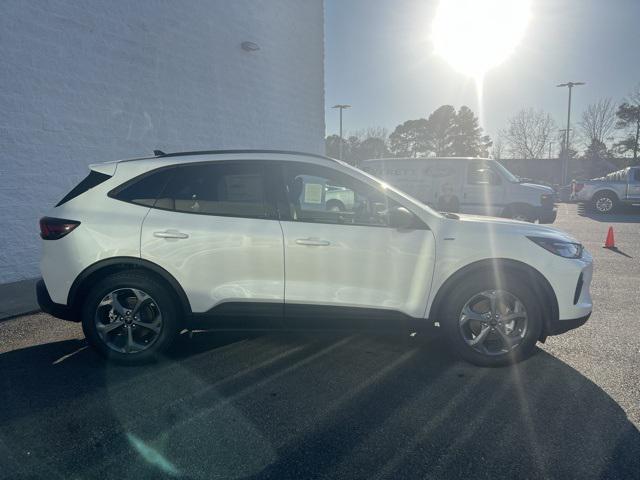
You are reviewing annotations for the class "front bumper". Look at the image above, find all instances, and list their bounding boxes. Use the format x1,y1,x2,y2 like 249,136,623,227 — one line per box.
548,312,591,335
36,279,78,322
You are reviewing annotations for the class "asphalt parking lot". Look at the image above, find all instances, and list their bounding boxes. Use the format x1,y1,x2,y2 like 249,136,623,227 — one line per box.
1,203,639,480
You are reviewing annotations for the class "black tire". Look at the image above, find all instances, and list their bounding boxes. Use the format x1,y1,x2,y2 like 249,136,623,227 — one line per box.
505,204,535,222
440,271,543,367
81,271,181,365
326,200,345,212
590,191,617,213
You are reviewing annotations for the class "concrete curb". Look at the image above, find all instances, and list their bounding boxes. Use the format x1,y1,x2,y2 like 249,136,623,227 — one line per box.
0,278,41,321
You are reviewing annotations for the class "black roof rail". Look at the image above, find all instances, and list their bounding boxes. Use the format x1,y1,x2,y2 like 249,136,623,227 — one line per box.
152,149,336,162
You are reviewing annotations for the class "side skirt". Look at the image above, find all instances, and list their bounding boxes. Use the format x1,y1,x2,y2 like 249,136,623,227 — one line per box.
188,302,432,333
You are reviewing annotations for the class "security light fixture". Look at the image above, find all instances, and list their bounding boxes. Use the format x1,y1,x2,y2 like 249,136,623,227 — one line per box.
241,41,260,52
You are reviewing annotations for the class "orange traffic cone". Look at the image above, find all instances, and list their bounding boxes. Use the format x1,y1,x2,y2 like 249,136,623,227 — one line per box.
604,226,615,249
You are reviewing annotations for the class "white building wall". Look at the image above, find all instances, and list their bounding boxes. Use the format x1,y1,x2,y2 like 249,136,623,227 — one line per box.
0,0,325,283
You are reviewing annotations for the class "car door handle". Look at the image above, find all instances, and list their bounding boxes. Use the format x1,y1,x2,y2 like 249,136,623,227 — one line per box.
153,230,189,239
295,238,330,246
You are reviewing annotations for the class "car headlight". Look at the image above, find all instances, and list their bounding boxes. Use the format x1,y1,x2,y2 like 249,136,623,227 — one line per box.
527,236,583,258
540,193,555,205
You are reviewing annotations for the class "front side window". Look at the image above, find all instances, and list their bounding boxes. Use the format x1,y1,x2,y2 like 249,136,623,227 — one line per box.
281,162,398,227
467,161,501,185
157,162,269,218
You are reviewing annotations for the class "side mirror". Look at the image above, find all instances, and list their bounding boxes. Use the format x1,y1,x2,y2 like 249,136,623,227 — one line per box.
388,206,415,229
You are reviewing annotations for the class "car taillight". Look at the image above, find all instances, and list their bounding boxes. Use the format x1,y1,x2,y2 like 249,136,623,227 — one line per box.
39,217,80,240
573,182,584,193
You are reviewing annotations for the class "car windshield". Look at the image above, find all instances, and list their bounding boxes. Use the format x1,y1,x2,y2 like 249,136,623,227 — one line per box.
489,160,520,183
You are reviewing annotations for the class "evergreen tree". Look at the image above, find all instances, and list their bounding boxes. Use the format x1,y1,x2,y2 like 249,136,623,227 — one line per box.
425,105,457,156
451,106,492,157
389,119,429,157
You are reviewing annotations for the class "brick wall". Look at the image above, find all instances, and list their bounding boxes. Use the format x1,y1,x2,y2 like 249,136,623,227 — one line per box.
0,0,325,283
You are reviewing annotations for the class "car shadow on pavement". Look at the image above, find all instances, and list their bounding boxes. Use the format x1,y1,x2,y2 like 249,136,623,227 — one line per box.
1,331,638,480
577,203,640,223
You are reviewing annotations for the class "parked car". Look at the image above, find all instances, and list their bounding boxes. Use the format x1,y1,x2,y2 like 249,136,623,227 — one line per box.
572,166,640,213
360,157,557,223
37,150,592,367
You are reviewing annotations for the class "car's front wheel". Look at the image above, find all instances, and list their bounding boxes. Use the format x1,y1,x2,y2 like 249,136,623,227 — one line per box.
441,271,543,367
505,204,535,222
81,271,181,364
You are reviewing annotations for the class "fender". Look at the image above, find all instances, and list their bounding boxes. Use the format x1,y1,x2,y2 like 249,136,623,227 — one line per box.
428,258,559,338
591,188,620,201
67,256,192,316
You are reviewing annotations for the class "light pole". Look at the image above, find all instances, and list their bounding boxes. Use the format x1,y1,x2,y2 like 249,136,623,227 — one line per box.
558,128,571,169
557,82,585,184
332,104,351,160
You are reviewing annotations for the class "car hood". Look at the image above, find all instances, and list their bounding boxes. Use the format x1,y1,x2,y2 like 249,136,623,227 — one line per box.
451,213,579,243
518,182,554,194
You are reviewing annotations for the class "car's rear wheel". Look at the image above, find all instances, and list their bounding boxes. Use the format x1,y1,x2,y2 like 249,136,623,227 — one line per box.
81,271,181,364
591,192,617,213
326,199,345,212
441,271,543,367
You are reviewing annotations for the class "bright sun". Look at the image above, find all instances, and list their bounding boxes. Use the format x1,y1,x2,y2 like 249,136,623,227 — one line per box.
431,0,531,79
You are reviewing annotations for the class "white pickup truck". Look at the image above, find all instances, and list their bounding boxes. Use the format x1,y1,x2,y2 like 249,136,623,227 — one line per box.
573,166,640,213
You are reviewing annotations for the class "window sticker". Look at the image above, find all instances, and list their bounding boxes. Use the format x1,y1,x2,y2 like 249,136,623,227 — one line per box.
303,183,323,204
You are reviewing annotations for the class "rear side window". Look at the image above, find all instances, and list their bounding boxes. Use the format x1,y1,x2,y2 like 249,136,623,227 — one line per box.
157,162,270,218
111,169,172,207
56,171,111,206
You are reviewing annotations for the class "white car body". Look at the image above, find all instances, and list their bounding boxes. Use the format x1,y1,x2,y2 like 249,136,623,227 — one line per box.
37,150,592,365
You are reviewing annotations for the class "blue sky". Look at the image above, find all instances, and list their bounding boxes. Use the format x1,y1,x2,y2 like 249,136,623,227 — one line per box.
324,0,640,143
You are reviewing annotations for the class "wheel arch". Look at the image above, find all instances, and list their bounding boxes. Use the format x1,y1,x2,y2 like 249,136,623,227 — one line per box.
428,258,559,339
325,199,346,210
592,189,620,201
68,257,192,319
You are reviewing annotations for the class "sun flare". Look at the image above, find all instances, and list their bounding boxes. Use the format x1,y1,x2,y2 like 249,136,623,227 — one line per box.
431,0,531,79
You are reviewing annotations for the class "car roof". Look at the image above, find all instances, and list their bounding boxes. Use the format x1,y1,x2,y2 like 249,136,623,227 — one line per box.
90,149,338,173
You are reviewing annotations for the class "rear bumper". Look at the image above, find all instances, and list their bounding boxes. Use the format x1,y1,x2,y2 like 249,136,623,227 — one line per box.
36,279,78,322
548,312,591,335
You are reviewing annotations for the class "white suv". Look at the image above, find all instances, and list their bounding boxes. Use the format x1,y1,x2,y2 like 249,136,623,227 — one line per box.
37,150,593,366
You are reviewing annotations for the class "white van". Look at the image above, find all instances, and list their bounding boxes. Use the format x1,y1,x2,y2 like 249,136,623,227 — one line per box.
361,157,557,223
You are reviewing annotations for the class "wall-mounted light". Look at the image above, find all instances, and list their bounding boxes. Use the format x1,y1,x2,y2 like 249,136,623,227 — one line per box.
241,41,260,52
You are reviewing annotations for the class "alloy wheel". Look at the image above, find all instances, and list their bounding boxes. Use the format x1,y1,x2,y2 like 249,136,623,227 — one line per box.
595,197,613,212
94,288,163,354
458,289,528,356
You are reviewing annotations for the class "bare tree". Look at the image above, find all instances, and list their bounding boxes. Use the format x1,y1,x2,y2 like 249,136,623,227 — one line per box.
491,137,504,159
579,98,616,146
500,108,556,159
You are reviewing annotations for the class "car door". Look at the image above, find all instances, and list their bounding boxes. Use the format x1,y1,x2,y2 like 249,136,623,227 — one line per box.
627,168,640,201
276,160,436,323
139,161,284,316
461,160,505,215
430,159,464,212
